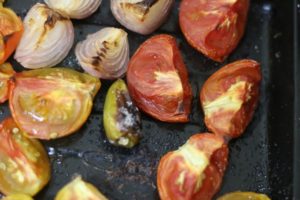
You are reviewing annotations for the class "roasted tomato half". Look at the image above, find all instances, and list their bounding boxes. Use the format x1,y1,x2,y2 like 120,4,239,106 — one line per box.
55,176,108,200
0,118,50,196
2,194,34,200
0,4,23,64
0,63,15,103
157,133,228,200
104,79,142,148
217,191,271,200
127,34,192,122
9,68,101,140
179,0,249,62
200,59,261,139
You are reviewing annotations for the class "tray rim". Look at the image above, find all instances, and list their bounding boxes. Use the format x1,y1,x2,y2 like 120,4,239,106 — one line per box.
293,0,300,199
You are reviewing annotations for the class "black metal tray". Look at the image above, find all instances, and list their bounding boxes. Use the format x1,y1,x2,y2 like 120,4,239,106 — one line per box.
0,0,298,199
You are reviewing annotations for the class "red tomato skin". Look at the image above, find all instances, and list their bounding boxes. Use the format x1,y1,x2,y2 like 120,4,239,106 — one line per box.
157,133,229,200
200,59,261,139
179,0,249,62
127,34,192,122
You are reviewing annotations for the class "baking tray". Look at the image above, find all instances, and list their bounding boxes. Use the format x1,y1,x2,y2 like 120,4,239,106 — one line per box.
0,0,298,199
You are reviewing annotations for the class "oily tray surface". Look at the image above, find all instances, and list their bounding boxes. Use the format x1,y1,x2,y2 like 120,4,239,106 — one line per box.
0,0,295,199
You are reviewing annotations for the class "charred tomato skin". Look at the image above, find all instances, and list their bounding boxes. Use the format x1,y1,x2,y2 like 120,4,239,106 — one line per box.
200,59,261,139
127,34,192,123
157,133,229,200
103,79,142,148
0,118,50,196
179,0,249,62
9,68,101,140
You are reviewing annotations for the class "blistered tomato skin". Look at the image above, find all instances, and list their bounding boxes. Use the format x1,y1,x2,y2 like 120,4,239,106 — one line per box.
157,133,229,200
0,118,50,196
179,0,249,62
0,63,15,103
200,59,261,139
9,68,101,140
127,34,192,123
55,176,108,200
103,79,141,148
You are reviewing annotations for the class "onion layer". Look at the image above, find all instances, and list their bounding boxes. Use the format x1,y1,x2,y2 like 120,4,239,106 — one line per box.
14,3,74,69
75,27,129,79
110,0,174,35
44,0,102,19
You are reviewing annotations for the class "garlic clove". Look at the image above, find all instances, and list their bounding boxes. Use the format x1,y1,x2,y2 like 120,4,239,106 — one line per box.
110,0,174,35
44,0,102,19
14,3,74,69
75,27,129,80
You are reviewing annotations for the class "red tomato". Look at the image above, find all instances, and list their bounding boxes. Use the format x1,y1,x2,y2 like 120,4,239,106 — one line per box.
179,0,249,62
157,133,228,200
0,63,15,103
127,34,192,122
200,59,261,139
0,118,50,196
9,68,101,140
0,7,23,64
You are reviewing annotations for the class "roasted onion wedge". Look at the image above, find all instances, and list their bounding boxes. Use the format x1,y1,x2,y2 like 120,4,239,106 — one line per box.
111,0,174,35
76,27,129,79
44,0,102,19
14,3,74,69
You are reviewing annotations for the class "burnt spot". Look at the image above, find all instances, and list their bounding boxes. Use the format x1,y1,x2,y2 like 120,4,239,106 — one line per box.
35,5,68,49
116,90,141,137
90,45,109,68
44,10,67,28
121,0,159,21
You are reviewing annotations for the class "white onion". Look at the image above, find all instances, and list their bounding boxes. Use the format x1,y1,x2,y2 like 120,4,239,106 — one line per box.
44,0,102,19
14,3,74,69
75,27,129,79
111,0,174,35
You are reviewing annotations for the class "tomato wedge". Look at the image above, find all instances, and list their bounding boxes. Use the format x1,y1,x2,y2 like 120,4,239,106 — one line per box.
0,63,15,103
179,0,249,62
157,133,228,200
0,118,50,196
127,34,192,122
217,191,271,200
55,176,108,200
200,59,261,139
2,194,34,200
0,3,23,64
9,68,101,140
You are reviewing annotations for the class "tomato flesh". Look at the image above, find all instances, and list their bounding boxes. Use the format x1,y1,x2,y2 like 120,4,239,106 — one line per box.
0,118,50,196
157,133,228,200
127,34,192,122
9,68,101,140
0,6,23,64
179,0,249,62
200,59,261,139
0,63,15,103
217,191,271,200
